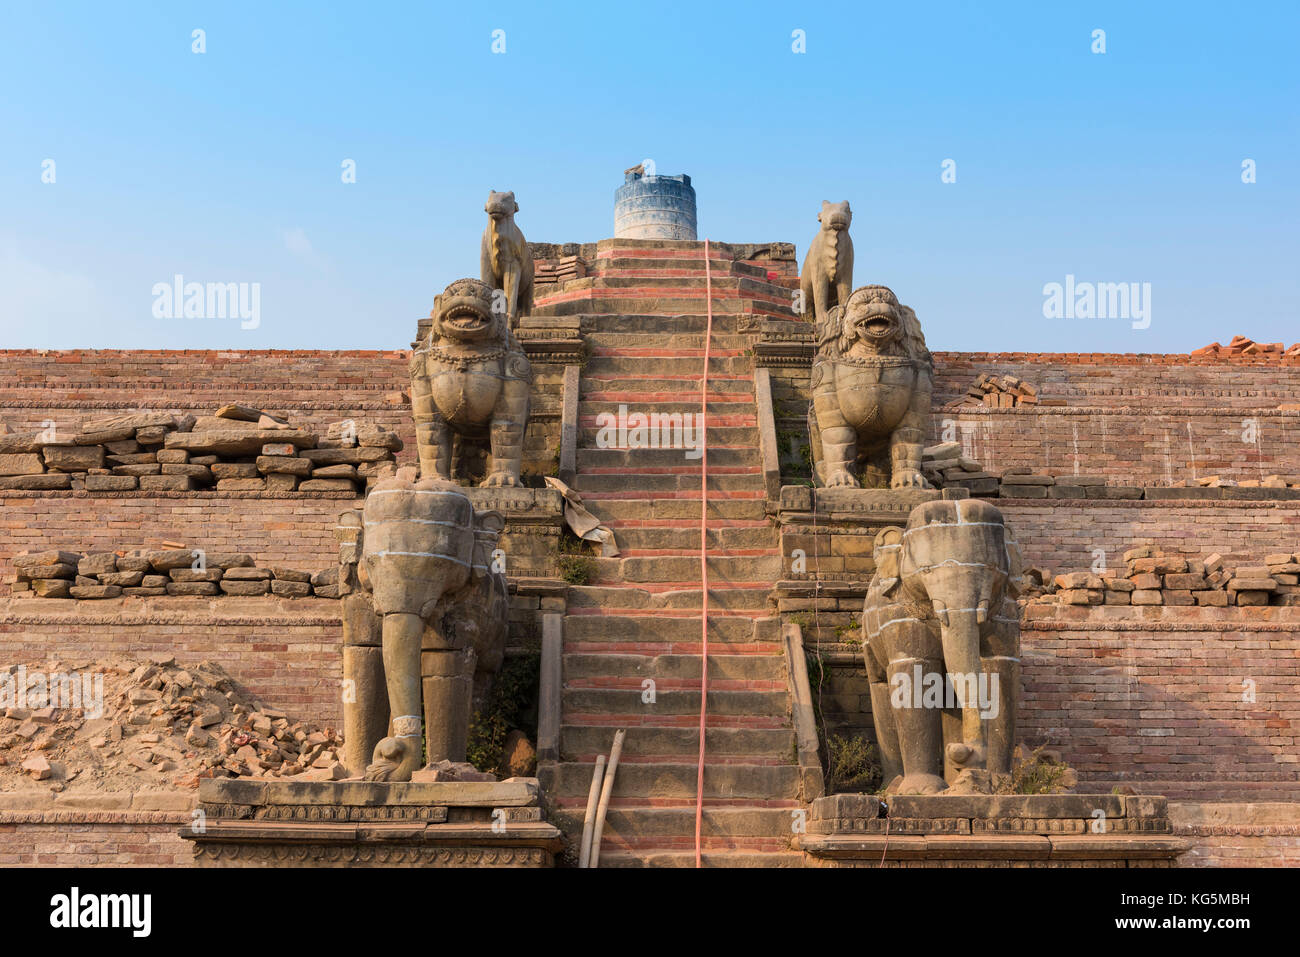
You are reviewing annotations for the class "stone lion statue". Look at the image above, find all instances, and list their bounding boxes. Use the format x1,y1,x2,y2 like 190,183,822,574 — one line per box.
808,284,933,489
410,277,532,487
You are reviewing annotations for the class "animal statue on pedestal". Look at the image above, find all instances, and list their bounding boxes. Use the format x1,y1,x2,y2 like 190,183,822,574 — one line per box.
799,200,853,330
808,285,933,489
410,277,532,488
338,471,509,782
480,190,534,331
861,498,1023,795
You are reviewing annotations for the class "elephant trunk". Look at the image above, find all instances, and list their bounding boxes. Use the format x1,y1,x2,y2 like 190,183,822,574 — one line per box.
936,607,988,770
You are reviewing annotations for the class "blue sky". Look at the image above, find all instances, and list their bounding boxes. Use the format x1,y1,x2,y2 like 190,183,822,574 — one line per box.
2,1,1296,352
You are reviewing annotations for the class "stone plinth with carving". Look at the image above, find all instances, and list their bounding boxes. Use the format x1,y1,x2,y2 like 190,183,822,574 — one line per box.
184,778,562,867
798,793,1187,867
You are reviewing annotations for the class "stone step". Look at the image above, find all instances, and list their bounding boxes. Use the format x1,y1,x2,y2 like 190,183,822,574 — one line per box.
564,584,773,612
552,805,798,841
574,473,763,495
562,686,789,717
533,296,792,318
564,652,786,682
601,523,774,551
580,389,753,405
579,425,758,448
594,849,806,868
582,353,751,377
548,760,800,800
576,446,757,469
590,257,774,278
582,499,767,522
558,725,795,760
581,374,752,394
593,553,782,583
563,614,766,644
583,330,755,349
537,274,782,296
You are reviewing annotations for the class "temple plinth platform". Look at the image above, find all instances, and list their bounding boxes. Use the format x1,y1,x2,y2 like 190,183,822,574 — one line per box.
797,793,1189,867
182,777,564,867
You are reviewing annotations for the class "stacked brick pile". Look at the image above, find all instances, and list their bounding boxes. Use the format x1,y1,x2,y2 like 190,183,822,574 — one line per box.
1046,546,1300,607
1193,473,1300,490
533,255,587,287
921,442,998,494
921,445,1110,499
0,405,401,493
947,373,1041,408
1,654,345,791
9,548,338,600
1191,335,1299,357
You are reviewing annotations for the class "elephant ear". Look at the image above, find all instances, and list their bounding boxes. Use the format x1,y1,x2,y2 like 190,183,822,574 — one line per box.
872,526,904,596
1004,522,1025,597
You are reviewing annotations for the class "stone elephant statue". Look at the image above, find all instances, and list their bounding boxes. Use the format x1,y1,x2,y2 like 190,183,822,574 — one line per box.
861,498,1023,794
338,470,509,782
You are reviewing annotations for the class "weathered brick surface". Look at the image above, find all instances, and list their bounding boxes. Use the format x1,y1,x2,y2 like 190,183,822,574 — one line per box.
1020,606,1300,800
0,492,356,595
0,603,346,722
769,352,1300,484
0,818,193,867
999,500,1300,572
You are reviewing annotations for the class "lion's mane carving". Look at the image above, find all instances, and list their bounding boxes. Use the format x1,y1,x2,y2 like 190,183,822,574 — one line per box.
410,277,532,487
808,284,933,489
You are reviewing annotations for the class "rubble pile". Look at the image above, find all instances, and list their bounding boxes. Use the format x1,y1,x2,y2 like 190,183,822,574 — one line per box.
947,373,1042,409
1191,336,1298,357
0,405,402,494
1189,473,1300,490
1037,545,1300,607
10,548,340,600
533,254,587,287
0,654,344,792
921,445,1109,499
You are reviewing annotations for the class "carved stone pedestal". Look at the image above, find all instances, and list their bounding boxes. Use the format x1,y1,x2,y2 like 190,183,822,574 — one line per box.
183,777,563,867
776,485,941,583
797,793,1188,867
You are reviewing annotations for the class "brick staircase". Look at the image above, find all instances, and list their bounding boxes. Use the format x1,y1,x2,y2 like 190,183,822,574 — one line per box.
534,240,808,866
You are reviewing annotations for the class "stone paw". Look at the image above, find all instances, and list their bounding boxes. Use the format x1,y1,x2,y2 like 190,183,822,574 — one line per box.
890,469,929,490
481,471,521,488
826,469,859,488
364,735,419,782
897,773,949,795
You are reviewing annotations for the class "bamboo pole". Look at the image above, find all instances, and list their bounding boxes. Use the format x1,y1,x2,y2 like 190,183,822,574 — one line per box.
578,754,606,868
589,728,626,869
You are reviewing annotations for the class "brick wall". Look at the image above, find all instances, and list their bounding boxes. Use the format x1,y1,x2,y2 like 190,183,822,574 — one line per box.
0,491,358,596
1171,802,1300,867
1000,499,1300,572
1020,606,1300,801
0,793,194,866
800,603,1299,803
0,602,346,722
767,353,1300,485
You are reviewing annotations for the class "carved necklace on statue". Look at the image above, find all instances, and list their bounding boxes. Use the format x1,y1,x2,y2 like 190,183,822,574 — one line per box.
425,344,507,369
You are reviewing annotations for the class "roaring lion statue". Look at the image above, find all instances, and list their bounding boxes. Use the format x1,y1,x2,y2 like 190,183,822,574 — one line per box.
808,284,933,489
410,277,532,487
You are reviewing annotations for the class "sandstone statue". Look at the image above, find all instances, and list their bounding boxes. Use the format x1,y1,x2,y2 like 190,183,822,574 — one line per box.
799,200,853,329
808,285,932,489
481,189,534,330
410,277,532,487
338,470,509,782
861,498,1023,794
